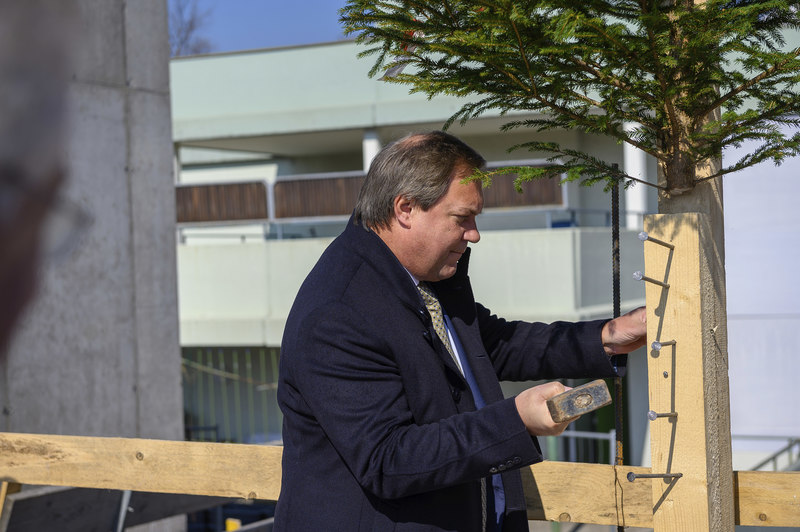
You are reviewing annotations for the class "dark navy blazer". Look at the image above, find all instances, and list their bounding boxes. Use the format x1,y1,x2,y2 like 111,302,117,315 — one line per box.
275,218,619,531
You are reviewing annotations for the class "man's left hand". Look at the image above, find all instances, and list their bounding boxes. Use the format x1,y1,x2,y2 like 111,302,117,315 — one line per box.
601,306,646,356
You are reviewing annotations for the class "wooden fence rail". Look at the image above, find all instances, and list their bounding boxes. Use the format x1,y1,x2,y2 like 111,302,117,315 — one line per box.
0,432,797,528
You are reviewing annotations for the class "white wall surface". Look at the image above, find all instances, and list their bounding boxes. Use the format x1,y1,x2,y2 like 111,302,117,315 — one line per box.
177,227,645,347
723,134,800,461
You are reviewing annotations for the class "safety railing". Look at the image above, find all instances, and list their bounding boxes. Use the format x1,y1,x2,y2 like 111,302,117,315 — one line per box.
733,434,800,471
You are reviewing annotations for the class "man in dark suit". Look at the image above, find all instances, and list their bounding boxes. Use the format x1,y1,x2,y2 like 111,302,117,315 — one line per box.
275,131,646,531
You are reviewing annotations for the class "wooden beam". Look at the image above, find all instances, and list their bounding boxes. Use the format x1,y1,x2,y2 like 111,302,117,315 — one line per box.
1,433,798,527
734,470,800,527
0,432,282,501
643,213,734,531
524,462,653,528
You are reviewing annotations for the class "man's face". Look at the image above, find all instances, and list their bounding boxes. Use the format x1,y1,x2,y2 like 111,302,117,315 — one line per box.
407,164,483,282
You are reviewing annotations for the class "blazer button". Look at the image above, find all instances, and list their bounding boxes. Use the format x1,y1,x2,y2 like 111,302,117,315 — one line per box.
489,467,498,474
451,388,461,402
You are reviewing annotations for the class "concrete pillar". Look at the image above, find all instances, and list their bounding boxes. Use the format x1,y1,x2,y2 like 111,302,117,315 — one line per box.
1,0,182,451
362,129,381,172
623,122,648,230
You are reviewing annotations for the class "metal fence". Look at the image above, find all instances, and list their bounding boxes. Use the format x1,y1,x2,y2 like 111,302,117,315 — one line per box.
182,347,282,444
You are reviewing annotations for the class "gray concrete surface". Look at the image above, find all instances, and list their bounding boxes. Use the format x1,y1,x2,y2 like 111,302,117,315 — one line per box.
0,0,182,529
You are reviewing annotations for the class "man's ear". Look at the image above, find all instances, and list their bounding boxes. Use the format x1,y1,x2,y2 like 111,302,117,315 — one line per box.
393,195,414,228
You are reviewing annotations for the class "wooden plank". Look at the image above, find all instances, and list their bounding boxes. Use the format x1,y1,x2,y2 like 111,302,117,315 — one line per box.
643,213,734,531
1,433,798,527
0,433,282,501
734,470,800,527
523,462,653,527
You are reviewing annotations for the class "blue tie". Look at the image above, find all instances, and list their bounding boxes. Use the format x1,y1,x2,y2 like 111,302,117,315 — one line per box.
445,314,506,532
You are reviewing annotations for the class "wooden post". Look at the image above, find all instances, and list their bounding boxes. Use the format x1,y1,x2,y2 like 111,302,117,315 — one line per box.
642,213,734,531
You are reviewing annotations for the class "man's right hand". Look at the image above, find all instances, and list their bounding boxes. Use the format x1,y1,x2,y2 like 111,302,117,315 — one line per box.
514,381,574,436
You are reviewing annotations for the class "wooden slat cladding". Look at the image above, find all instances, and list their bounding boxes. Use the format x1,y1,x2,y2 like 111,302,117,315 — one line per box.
175,169,562,224
176,182,268,223
482,172,562,209
274,176,365,218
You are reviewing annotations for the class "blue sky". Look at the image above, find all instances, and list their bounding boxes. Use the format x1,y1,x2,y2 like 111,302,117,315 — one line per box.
193,0,350,53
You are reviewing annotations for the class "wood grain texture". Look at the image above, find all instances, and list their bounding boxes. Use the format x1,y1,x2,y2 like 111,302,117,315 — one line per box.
0,433,282,501
1,433,797,527
524,462,653,527
643,213,734,531
734,470,800,527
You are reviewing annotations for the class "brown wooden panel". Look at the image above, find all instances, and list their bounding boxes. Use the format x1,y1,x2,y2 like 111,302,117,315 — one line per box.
482,172,562,209
175,171,560,224
274,176,364,218
177,182,268,223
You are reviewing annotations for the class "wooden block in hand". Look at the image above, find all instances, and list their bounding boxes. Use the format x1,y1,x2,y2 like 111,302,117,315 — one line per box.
546,379,612,423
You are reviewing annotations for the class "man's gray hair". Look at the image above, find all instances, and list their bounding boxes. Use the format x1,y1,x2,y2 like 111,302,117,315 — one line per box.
354,131,485,231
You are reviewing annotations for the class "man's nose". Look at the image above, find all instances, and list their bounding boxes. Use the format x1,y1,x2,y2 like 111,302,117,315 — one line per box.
464,224,480,244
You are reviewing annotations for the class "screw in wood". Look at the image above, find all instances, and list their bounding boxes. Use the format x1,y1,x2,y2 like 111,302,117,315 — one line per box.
627,472,683,482
633,270,670,288
647,410,678,421
638,231,675,249
651,340,676,351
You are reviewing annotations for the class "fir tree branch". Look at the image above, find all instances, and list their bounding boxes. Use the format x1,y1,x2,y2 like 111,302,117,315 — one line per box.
705,46,800,115
509,18,540,100
511,140,668,190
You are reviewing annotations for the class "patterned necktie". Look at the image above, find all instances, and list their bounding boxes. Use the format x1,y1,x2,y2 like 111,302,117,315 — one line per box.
417,282,462,374
417,282,487,530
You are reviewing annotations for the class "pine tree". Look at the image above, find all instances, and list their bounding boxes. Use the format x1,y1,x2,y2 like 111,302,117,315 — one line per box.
341,0,800,194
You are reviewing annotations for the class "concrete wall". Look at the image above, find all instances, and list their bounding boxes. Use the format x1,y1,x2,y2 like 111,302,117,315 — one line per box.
1,0,182,445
